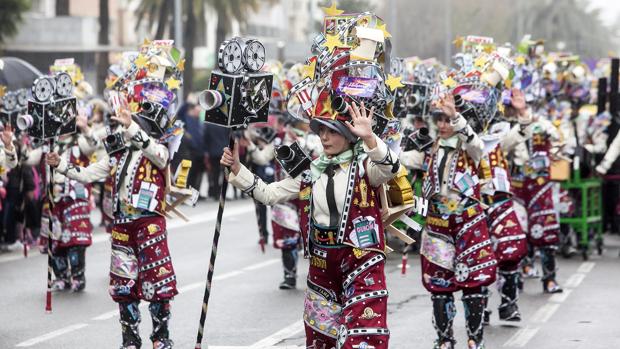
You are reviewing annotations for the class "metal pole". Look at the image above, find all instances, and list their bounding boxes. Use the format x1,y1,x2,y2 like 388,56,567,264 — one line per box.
174,0,184,103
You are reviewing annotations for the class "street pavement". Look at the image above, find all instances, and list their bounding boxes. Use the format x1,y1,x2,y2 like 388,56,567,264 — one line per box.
1,197,619,349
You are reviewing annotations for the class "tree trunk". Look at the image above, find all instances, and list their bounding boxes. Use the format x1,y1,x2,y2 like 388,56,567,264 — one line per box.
183,0,196,98
155,1,171,39
56,0,70,16
97,0,110,94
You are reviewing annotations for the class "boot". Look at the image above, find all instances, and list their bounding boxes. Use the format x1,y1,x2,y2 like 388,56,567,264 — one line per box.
149,301,173,349
541,248,563,294
498,270,521,321
462,293,486,346
431,294,456,348
279,248,297,290
51,254,70,291
119,301,142,348
481,287,491,326
68,246,86,292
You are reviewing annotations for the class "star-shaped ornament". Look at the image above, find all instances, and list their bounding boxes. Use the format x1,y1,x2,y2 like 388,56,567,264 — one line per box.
0,85,6,98
442,76,457,88
176,59,186,72
385,75,404,91
322,1,344,16
301,59,317,80
129,101,140,113
323,34,343,53
515,56,527,65
134,54,149,69
376,23,391,38
165,77,182,90
474,56,488,68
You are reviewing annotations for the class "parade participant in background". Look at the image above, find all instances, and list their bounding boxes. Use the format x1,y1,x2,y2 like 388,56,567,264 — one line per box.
509,97,565,294
400,93,496,349
222,101,399,349
46,40,185,349
0,124,22,251
42,112,97,292
475,88,531,323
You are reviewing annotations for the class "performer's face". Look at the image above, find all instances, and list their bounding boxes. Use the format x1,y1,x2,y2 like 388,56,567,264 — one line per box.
318,125,350,158
436,115,455,140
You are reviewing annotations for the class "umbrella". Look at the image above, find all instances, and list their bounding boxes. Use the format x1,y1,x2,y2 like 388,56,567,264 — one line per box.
0,57,43,90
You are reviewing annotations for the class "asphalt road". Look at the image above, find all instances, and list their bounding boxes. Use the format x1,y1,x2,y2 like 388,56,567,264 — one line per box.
1,198,619,349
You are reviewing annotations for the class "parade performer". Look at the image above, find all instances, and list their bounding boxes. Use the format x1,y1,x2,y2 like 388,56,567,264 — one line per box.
46,40,185,349
45,114,97,292
222,100,398,349
476,88,531,322
509,103,565,294
400,93,497,349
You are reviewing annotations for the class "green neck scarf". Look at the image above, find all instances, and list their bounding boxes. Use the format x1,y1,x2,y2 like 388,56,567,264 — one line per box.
310,142,367,181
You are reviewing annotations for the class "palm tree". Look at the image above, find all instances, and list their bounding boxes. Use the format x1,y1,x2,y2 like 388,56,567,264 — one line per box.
0,0,30,47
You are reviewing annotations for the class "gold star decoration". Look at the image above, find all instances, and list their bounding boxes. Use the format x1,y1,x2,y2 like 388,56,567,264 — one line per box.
134,54,149,69
176,59,186,72
515,56,526,65
129,101,140,113
142,38,152,46
322,1,344,16
105,77,119,89
474,56,488,68
0,85,6,98
301,59,317,80
321,97,339,119
452,36,464,49
165,77,182,90
385,74,404,91
323,34,343,53
376,23,391,39
442,76,457,88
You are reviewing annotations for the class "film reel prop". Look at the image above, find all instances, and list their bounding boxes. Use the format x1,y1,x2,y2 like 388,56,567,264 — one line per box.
199,37,273,128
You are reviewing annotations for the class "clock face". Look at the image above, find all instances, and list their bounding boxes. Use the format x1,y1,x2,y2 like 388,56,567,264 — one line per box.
32,77,54,102
2,91,17,111
218,40,243,74
243,40,266,72
55,72,73,97
16,89,28,107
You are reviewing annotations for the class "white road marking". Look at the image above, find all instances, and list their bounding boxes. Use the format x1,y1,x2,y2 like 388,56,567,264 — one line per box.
91,310,117,321
0,203,255,265
15,323,89,347
503,327,539,347
564,273,586,288
549,289,572,303
249,320,304,348
530,303,560,323
576,261,596,274
24,255,280,346
243,258,280,271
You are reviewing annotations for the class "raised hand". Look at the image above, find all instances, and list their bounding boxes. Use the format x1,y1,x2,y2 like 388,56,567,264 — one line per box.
345,102,375,143
1,125,14,151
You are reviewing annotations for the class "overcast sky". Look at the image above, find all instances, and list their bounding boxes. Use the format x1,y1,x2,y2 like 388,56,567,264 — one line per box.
587,0,620,27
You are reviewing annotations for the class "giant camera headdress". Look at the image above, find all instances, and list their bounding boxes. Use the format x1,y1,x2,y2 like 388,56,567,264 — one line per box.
18,58,80,140
0,87,29,130
198,37,273,128
285,9,400,136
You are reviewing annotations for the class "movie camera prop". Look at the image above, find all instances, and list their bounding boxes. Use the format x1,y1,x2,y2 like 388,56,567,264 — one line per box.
17,72,77,140
0,88,29,130
199,37,273,128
